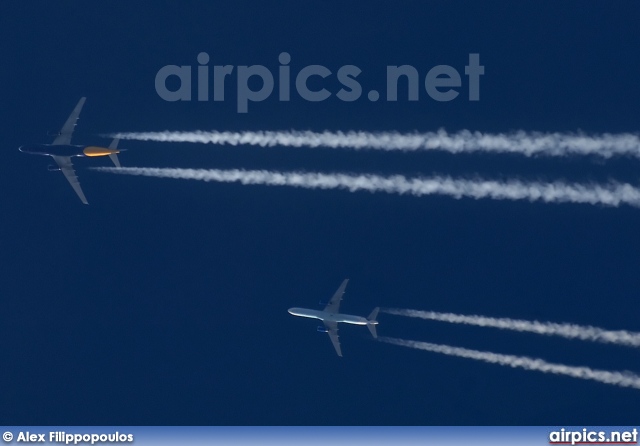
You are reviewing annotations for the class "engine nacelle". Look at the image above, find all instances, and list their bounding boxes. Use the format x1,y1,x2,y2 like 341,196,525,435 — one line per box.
47,165,61,172
317,326,329,333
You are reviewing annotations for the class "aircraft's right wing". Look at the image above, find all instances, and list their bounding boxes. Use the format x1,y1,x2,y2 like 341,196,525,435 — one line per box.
323,321,342,357
51,155,88,204
323,279,349,314
53,97,86,146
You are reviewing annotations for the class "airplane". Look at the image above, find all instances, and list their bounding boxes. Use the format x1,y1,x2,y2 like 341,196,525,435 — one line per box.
288,279,379,357
19,97,122,204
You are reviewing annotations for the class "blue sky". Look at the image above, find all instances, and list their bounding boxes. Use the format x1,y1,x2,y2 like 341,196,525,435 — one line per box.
1,1,640,425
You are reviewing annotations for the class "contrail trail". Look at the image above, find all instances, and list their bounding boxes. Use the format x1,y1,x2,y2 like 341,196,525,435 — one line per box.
93,167,640,208
379,336,640,390
382,308,640,348
105,130,640,159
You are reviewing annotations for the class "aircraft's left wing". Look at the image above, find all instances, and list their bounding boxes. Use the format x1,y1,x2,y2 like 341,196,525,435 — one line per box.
51,155,88,204
53,97,86,145
323,321,342,357
323,279,349,314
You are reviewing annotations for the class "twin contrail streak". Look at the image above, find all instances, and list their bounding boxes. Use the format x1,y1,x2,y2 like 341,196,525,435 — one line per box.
93,167,640,208
106,130,640,159
382,308,640,348
379,337,640,390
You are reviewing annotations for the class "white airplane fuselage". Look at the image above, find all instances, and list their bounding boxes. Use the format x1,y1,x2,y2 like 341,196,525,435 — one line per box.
288,307,375,325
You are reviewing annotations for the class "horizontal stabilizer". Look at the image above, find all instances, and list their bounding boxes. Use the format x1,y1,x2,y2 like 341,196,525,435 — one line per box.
367,307,379,339
108,138,121,167
367,323,377,339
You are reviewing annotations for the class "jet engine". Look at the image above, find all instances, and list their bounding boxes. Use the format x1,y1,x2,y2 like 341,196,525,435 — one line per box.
47,165,61,172
317,326,329,333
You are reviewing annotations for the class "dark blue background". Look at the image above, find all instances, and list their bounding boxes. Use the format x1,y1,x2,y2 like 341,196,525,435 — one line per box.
1,1,639,425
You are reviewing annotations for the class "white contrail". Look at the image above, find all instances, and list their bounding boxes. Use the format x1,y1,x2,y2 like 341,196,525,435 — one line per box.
93,167,640,208
105,130,640,159
382,308,640,348
379,336,640,390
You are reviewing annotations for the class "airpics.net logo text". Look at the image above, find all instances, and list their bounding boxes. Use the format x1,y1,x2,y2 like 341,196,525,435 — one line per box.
154,52,484,113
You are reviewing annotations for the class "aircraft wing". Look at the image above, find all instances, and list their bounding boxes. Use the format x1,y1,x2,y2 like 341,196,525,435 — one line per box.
323,321,342,357
323,279,349,314
53,97,86,145
51,155,88,204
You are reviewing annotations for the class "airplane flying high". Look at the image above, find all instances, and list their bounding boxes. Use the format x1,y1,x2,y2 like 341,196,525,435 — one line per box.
288,279,379,357
19,97,122,204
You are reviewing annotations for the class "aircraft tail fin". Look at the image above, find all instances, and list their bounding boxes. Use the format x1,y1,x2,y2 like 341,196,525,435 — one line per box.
108,138,121,167
367,307,379,338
